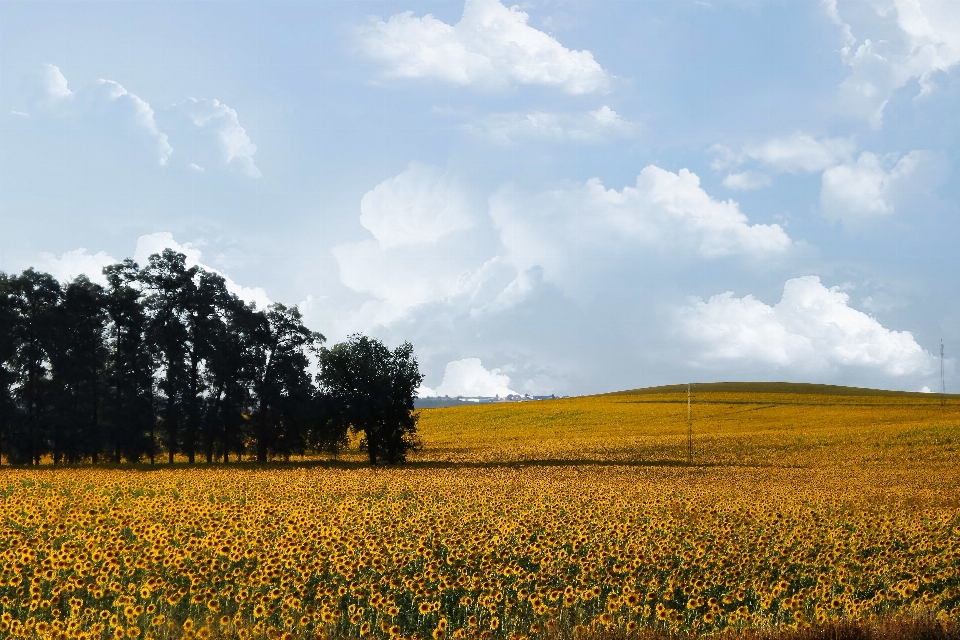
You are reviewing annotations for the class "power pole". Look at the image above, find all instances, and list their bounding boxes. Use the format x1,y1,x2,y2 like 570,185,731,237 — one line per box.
687,383,693,465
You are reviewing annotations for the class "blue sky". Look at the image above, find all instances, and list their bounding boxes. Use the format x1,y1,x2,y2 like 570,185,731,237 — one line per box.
2,0,959,396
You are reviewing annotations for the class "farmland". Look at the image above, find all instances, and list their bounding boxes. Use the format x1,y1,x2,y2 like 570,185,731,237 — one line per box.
2,383,960,640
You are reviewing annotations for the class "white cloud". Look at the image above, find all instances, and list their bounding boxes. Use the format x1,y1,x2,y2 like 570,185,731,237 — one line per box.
712,133,856,174
467,105,635,144
829,0,960,127
24,65,174,166
359,162,477,247
96,79,173,166
333,164,793,329
722,171,771,191
134,232,272,310
189,163,204,173
331,162,506,329
182,98,261,178
37,63,73,104
359,0,611,94
417,358,517,397
819,150,937,220
37,248,118,286
743,133,856,173
678,275,936,378
491,166,792,293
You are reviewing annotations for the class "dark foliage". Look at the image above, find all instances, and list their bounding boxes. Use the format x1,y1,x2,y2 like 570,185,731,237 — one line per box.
318,334,424,465
0,252,420,466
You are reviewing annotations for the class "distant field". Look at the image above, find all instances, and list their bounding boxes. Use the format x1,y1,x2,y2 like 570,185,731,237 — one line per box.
1,383,959,640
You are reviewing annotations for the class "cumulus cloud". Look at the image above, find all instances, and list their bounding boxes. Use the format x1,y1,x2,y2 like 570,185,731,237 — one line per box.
359,162,477,247
332,163,492,325
491,166,792,293
712,133,856,175
24,65,173,166
819,150,940,220
359,0,611,94
334,163,793,328
678,275,936,379
32,63,73,106
182,98,261,178
417,358,517,397
468,106,635,144
828,0,960,127
37,248,118,286
134,232,272,310
95,79,173,166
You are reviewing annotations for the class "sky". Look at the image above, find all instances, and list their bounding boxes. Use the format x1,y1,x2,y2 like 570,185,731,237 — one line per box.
1,0,959,397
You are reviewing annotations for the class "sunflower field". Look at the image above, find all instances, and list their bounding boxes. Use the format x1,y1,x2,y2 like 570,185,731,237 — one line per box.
2,385,960,640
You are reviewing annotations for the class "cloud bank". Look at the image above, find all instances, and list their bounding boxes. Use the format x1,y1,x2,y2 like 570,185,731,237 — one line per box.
678,275,936,381
333,163,793,332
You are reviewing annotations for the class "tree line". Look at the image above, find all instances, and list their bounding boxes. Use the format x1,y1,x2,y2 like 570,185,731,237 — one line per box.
0,249,423,466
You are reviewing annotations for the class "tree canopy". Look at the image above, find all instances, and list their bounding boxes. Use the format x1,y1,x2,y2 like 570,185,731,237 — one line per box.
0,253,422,466
318,335,424,465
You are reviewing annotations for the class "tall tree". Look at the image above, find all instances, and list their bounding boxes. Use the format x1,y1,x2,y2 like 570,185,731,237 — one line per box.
250,304,324,462
7,269,62,465
318,335,423,465
197,272,251,464
104,260,156,463
0,273,18,465
48,276,109,463
140,250,195,464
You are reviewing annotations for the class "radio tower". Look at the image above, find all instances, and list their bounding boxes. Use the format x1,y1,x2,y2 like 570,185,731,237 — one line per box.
941,340,946,406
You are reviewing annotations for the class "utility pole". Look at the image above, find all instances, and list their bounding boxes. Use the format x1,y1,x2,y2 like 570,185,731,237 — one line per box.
942,340,946,407
687,383,693,465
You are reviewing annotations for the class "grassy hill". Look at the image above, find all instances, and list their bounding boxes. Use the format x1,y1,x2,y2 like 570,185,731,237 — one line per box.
610,381,957,397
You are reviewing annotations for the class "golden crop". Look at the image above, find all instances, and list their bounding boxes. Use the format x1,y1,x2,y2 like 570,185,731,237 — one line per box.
1,388,959,640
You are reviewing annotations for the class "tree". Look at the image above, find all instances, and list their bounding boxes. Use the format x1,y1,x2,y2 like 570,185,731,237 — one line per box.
318,334,423,465
48,276,109,464
7,269,61,465
103,260,156,463
201,278,258,464
249,304,324,462
140,250,195,464
0,273,18,464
